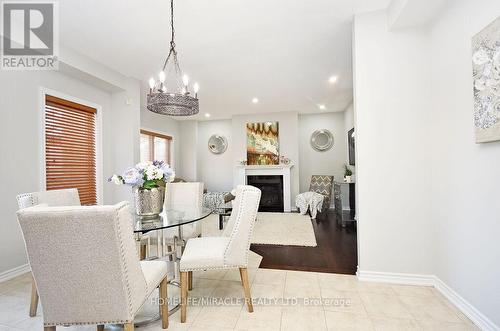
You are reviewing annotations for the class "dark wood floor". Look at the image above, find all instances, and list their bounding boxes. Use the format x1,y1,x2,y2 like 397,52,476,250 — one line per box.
250,211,357,275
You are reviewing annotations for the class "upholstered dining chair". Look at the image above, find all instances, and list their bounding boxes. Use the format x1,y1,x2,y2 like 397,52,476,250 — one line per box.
16,202,170,331
161,182,204,256
16,188,81,317
179,185,261,323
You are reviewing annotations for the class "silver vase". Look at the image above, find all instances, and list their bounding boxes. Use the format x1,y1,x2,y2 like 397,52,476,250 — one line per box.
133,186,165,216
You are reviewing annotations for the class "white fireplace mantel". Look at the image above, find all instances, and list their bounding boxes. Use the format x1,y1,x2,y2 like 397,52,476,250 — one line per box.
235,164,294,212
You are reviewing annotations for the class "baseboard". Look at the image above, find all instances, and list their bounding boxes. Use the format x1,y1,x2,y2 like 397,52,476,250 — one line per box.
357,270,436,286
434,277,499,331
0,264,30,283
357,270,499,331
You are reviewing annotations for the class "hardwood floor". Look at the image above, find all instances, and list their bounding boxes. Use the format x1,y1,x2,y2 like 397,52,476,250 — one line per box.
250,210,357,274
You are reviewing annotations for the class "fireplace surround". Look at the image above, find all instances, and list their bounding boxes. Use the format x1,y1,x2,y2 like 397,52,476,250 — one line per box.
235,164,293,212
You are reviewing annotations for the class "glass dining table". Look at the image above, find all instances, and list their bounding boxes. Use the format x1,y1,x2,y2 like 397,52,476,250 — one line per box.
133,206,212,259
131,206,212,326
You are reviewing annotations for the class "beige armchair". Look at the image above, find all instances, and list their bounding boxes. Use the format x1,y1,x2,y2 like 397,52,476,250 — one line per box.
179,185,261,323
16,188,81,317
16,202,169,331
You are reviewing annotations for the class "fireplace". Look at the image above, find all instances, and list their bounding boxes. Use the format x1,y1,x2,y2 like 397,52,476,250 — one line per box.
247,175,284,212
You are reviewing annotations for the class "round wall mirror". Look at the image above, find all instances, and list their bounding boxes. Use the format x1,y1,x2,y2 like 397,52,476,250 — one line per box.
311,129,334,151
208,135,228,154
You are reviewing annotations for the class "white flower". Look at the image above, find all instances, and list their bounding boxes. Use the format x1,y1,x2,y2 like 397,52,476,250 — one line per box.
473,48,490,65
111,175,122,185
145,164,163,180
167,171,176,182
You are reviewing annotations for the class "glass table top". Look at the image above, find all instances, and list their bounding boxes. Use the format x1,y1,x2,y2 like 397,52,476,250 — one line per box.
133,206,212,234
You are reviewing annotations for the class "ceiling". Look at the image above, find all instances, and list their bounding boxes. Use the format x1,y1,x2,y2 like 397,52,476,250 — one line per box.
59,0,391,120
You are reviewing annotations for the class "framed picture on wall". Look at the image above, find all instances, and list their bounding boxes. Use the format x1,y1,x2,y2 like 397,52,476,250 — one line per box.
348,128,355,166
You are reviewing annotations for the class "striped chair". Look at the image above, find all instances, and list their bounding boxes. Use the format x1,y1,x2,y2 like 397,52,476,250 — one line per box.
309,175,334,213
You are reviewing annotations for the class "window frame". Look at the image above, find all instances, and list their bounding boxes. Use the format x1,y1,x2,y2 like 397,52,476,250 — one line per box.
140,128,174,166
39,88,103,204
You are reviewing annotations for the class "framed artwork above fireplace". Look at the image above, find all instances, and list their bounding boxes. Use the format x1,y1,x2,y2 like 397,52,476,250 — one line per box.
246,122,279,165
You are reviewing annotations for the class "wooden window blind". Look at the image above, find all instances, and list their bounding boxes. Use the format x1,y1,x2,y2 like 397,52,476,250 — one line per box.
45,95,97,205
140,129,172,164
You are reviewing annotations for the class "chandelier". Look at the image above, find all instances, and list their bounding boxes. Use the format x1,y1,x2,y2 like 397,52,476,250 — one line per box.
147,0,199,116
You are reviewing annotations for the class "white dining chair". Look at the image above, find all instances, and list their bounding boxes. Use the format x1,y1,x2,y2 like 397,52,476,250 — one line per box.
16,188,81,317
164,182,204,239
16,202,170,331
179,185,261,323
156,182,204,261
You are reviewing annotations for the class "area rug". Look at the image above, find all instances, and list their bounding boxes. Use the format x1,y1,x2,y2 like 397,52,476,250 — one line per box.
202,212,317,247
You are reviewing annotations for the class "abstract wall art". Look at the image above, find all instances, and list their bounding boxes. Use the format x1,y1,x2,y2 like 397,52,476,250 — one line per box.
472,16,500,143
246,122,279,165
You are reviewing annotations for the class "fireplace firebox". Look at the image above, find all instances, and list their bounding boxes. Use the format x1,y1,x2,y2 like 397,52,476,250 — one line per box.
247,175,284,212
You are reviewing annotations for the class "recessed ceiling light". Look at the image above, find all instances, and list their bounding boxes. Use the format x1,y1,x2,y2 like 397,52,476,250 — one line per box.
328,75,338,84
204,113,210,118
252,97,259,104
318,104,326,110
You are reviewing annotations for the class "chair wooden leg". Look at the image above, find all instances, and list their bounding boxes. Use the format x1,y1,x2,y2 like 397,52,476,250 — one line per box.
180,271,188,323
239,268,253,312
188,271,193,291
123,323,134,331
159,277,169,329
29,278,38,317
97,325,104,331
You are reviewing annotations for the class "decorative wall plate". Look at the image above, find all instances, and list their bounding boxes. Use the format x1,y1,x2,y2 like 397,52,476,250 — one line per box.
208,135,228,154
311,129,334,151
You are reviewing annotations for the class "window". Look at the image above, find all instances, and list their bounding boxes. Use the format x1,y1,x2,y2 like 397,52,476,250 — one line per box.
45,95,97,205
140,129,172,164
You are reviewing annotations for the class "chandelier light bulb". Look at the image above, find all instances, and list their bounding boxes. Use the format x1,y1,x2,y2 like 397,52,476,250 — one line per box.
149,78,155,89
181,87,187,95
193,82,200,93
182,74,189,86
159,71,166,83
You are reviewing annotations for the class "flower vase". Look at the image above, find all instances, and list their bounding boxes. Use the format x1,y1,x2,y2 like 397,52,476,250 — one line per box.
133,186,165,216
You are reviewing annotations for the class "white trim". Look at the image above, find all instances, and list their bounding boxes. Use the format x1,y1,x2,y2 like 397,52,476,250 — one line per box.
434,277,500,331
140,126,176,170
39,88,104,204
357,270,436,286
357,270,499,331
0,264,30,283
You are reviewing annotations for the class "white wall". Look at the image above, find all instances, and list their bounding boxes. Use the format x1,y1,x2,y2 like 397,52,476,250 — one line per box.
429,0,500,326
178,121,198,181
197,120,233,192
298,112,347,208
353,11,434,274
232,112,300,209
0,67,139,274
354,2,500,327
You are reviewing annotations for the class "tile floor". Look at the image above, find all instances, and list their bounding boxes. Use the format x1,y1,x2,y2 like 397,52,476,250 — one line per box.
0,253,479,331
